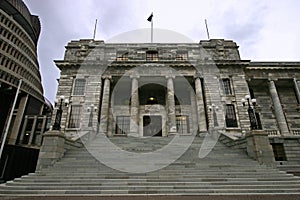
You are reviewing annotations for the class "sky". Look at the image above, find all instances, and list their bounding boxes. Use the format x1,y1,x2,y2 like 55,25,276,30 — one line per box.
23,0,300,103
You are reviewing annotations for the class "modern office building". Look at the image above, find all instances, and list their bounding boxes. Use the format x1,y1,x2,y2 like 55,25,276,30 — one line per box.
0,0,52,181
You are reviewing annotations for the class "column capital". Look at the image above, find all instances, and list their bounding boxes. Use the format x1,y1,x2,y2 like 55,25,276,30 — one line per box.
130,75,140,79
268,78,278,82
166,75,175,80
194,72,203,79
194,75,203,80
102,75,112,80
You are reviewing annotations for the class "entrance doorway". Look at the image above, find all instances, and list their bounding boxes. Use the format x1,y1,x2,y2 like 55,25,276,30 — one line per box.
143,116,162,137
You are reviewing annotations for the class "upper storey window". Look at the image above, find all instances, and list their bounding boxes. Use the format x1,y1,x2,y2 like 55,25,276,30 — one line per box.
146,50,158,61
176,51,188,61
116,52,128,61
73,78,86,95
221,78,232,95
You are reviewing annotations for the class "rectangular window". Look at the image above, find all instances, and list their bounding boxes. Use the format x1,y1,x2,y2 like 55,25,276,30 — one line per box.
116,52,128,61
73,79,86,95
271,143,287,161
115,116,130,134
221,78,232,95
68,105,82,128
176,51,188,61
176,115,190,134
146,51,158,61
225,104,238,127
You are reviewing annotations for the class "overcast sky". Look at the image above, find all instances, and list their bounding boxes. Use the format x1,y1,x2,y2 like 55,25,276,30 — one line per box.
24,0,300,103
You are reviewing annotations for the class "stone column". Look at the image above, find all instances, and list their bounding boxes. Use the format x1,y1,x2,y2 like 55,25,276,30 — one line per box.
166,76,177,133
246,130,275,167
268,80,289,135
129,75,139,136
293,78,300,104
195,76,207,132
99,76,111,136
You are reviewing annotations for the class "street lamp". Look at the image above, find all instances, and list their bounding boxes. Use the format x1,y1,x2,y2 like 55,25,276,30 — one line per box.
208,104,219,127
53,95,69,130
87,104,97,127
241,95,258,130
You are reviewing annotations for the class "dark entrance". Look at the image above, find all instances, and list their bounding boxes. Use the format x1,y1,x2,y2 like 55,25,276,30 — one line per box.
143,116,162,137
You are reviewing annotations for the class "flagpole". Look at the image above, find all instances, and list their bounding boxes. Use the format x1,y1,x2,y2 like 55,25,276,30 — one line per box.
93,19,98,40
205,19,210,40
147,12,153,43
151,17,153,43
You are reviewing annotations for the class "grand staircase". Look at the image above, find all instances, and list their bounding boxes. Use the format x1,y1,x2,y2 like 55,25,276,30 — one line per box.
1,133,300,197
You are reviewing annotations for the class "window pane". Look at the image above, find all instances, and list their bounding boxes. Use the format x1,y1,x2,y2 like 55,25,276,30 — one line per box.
176,52,188,60
146,51,158,61
271,143,287,161
73,79,86,95
225,104,238,127
222,78,232,95
116,116,130,134
117,52,128,61
176,115,190,134
69,105,82,128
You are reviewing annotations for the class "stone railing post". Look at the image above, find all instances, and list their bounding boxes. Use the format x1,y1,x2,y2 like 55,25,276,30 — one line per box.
246,130,275,167
36,130,66,171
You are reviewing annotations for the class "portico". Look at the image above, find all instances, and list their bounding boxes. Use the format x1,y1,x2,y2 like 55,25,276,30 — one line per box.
107,74,204,137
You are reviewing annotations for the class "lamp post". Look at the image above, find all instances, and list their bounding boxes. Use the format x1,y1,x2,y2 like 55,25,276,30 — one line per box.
241,95,258,130
88,104,97,127
208,104,219,127
53,95,69,130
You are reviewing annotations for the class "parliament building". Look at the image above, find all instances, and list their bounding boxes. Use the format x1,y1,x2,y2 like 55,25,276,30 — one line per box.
52,38,300,164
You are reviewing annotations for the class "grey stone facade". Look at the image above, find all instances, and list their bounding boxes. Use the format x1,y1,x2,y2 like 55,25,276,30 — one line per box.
52,38,300,164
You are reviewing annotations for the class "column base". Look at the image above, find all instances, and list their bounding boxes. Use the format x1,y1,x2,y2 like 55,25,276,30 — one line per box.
128,132,139,137
169,126,177,133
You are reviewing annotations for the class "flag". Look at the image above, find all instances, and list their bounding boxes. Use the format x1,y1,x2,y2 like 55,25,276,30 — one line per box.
147,13,153,22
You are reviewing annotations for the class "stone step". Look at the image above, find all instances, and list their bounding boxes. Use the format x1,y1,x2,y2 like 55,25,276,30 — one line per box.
1,188,300,195
7,180,300,187
2,184,300,191
14,177,299,183
1,135,300,196
35,169,286,175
